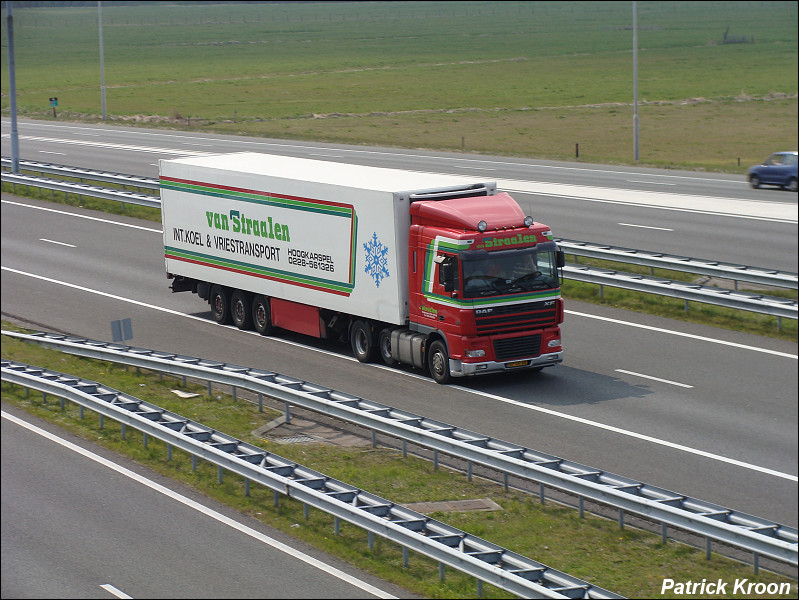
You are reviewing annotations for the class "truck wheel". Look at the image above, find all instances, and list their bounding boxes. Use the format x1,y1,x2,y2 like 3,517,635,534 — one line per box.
209,285,231,325
378,328,395,365
350,320,376,363
427,340,451,385
252,295,273,335
231,290,252,330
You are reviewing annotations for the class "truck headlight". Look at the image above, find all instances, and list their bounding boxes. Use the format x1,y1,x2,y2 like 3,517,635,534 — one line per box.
547,339,561,348
465,349,486,358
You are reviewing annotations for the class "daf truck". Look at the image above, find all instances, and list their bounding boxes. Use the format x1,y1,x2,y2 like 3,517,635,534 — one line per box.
160,152,564,384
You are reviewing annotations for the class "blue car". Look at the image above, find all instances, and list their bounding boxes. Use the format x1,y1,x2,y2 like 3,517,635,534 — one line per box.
747,151,798,192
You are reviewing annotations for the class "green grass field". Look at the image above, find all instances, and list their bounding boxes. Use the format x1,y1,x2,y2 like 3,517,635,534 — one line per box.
2,1,797,171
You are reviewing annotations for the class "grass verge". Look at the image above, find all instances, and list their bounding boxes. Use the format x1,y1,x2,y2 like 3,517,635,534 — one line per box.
2,323,796,599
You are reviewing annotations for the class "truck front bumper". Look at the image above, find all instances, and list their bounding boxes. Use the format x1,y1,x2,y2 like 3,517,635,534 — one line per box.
449,351,563,378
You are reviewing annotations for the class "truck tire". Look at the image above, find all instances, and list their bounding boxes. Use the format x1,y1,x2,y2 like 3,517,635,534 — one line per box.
231,290,252,330
209,285,231,325
378,328,395,365
350,320,376,363
252,295,273,335
427,340,451,384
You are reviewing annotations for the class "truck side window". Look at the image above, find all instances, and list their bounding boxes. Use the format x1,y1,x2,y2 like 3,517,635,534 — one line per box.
438,255,459,292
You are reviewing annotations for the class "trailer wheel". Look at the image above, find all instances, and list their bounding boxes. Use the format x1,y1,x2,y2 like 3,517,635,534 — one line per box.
350,320,376,363
427,340,451,385
252,295,273,335
209,285,231,325
231,290,252,330
378,328,395,365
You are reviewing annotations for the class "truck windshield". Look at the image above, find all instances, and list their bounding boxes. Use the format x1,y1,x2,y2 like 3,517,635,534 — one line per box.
461,246,559,298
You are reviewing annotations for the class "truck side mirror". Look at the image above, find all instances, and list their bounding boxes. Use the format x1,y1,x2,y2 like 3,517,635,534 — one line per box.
556,249,565,268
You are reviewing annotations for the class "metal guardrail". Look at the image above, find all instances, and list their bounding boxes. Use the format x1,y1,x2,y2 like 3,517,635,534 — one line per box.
1,158,159,190
557,239,798,290
4,329,796,568
1,358,623,600
564,264,797,319
1,172,160,208
2,158,796,319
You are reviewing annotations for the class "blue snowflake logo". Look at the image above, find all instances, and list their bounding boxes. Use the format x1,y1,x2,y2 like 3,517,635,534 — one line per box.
363,232,390,287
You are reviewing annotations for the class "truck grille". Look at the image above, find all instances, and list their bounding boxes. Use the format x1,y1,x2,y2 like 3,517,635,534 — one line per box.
493,335,542,361
474,300,558,335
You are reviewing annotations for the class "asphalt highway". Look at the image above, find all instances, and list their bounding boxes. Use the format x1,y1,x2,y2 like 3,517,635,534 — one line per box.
1,120,797,597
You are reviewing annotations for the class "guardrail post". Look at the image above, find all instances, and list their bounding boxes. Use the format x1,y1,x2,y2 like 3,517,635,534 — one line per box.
753,552,760,574
402,439,407,458
167,443,172,461
79,405,84,419
143,432,148,448
433,449,439,471
662,522,668,544
371,430,377,447
192,455,197,472
467,460,473,481
579,496,585,518
273,490,279,507
258,392,263,413
217,466,223,483
368,531,374,550
303,503,309,520
285,401,291,424
619,508,625,529
42,392,47,405
439,562,446,582
476,579,483,597
334,516,341,535
244,478,250,497
120,423,126,440
403,547,409,567
60,396,65,410
99,414,104,429
539,482,545,504
706,537,712,560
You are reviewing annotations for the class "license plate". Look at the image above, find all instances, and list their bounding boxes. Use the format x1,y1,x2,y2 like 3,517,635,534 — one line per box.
505,360,531,368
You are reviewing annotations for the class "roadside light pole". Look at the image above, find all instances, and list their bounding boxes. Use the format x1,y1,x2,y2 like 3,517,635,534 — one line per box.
5,1,20,172
633,1,639,162
99,1,107,120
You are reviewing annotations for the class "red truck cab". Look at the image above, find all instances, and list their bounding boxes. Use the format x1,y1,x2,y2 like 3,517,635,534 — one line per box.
405,192,564,383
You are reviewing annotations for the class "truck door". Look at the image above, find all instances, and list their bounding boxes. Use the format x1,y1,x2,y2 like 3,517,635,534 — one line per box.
427,253,462,341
